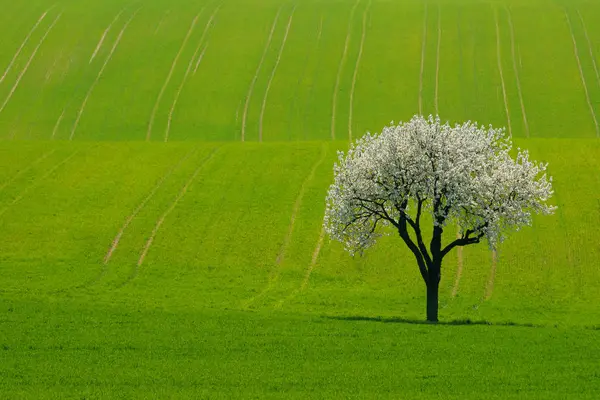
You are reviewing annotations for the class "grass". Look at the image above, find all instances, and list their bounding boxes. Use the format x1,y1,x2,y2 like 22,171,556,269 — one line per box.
1,0,599,140
1,0,600,397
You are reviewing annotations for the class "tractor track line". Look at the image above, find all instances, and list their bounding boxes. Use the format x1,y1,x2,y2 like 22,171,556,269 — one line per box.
331,0,360,140
0,149,56,192
247,146,326,309
576,10,600,92
434,4,441,115
0,13,62,116
276,145,327,266
418,3,428,115
506,6,529,137
484,250,497,300
258,7,296,142
147,12,201,141
154,9,170,35
0,149,79,219
287,14,323,138
301,225,326,292
494,8,512,137
134,147,220,275
70,10,139,140
51,108,65,139
166,6,220,142
299,15,325,139
103,147,198,266
565,10,600,137
166,46,207,142
192,6,221,75
348,2,370,141
0,7,53,84
241,5,284,142
89,7,126,63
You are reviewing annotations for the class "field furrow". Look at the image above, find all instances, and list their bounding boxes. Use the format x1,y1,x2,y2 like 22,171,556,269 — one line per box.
0,149,55,192
505,7,529,137
0,149,78,219
134,147,219,275
0,7,52,84
258,8,295,142
0,13,61,116
146,12,201,141
494,7,512,136
565,11,600,137
331,0,360,140
166,7,220,142
103,147,197,266
89,7,125,64
348,2,370,141
241,5,283,142
70,10,138,140
577,10,600,91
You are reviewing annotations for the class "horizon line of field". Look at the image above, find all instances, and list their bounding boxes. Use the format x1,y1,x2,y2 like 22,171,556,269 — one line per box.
0,2,598,140
0,143,502,309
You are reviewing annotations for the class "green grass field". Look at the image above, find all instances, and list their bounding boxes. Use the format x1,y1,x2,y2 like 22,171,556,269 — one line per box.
1,0,600,398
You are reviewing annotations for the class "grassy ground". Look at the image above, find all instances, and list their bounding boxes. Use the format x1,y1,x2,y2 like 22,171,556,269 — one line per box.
2,300,599,399
0,0,599,140
1,0,600,397
0,140,598,326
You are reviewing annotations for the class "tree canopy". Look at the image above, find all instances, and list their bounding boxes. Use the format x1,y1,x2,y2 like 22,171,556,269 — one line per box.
324,115,556,321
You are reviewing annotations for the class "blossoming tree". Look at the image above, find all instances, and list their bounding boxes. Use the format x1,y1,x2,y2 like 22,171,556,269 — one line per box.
324,115,556,322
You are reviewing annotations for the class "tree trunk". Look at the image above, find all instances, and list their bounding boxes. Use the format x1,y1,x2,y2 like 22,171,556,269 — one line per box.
426,277,439,322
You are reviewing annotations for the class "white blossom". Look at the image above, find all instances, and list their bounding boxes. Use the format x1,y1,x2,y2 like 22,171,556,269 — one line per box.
324,115,556,257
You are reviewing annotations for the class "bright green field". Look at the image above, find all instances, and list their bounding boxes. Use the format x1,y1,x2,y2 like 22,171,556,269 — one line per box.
1,140,599,398
0,0,599,140
1,0,600,398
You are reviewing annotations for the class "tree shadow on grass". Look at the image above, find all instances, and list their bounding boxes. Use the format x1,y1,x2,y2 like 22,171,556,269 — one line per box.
322,315,544,328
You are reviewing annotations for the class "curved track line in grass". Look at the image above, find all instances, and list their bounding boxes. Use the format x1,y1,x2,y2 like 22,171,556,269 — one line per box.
241,5,284,142
166,7,221,142
331,0,360,140
299,15,325,139
451,230,463,297
484,250,497,300
0,13,61,116
258,7,296,142
245,146,327,309
276,145,327,266
505,6,529,137
89,7,125,63
51,108,65,139
348,2,370,142
102,147,198,267
301,225,326,292
493,8,512,137
576,10,600,93
166,46,207,142
192,6,220,75
276,209,328,307
0,150,79,219
418,4,428,115
70,10,139,140
134,147,220,276
0,7,53,84
434,4,441,115
565,11,599,137
0,149,56,192
287,14,323,138
146,12,201,141
154,9,170,36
